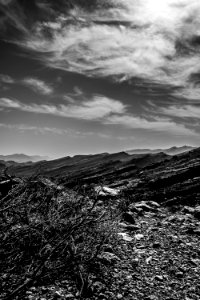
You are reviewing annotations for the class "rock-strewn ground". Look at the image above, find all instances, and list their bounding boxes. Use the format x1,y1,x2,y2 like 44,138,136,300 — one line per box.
25,202,200,300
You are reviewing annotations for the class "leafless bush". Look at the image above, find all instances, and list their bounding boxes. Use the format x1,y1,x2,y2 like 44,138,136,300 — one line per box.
0,177,119,299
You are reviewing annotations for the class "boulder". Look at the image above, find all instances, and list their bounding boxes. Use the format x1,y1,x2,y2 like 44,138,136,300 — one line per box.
95,186,120,197
118,232,133,242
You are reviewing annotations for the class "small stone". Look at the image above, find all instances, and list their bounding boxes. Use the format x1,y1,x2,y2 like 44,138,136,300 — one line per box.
194,229,200,236
135,233,144,240
103,245,113,253
155,275,163,281
98,252,120,264
53,291,63,299
194,206,200,219
99,292,108,299
65,293,75,299
175,271,184,278
182,206,195,214
41,287,49,293
93,281,104,290
151,227,158,231
149,201,160,208
26,291,33,295
132,258,139,266
117,293,123,299
134,202,153,212
190,258,200,265
144,296,158,300
146,256,153,264
153,242,161,248
129,204,144,215
118,232,133,242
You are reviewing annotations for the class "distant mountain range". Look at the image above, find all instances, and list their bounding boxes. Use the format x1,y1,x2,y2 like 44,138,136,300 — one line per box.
0,146,195,164
0,154,49,163
0,147,200,197
126,146,196,156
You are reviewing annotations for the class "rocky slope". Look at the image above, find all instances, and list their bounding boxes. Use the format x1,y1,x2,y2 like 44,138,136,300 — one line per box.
1,148,200,299
21,201,200,300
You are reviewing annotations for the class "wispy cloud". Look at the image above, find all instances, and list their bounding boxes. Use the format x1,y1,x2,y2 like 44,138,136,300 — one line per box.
0,122,126,140
173,85,200,101
21,77,53,95
0,0,14,5
0,74,54,95
0,96,126,120
0,123,68,134
0,74,15,84
0,96,196,136
104,114,197,136
8,0,200,101
160,104,200,119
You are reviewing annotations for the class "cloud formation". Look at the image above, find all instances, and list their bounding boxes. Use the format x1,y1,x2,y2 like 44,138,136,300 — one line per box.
104,114,197,136
0,74,15,84
0,74,54,95
0,96,196,136
160,104,200,119
22,77,53,95
6,0,200,101
0,123,68,135
0,96,126,120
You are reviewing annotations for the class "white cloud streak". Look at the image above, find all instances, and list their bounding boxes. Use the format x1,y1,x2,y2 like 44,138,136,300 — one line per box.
17,0,200,100
0,97,196,136
0,74,54,95
21,77,53,95
160,104,200,119
104,114,197,136
0,123,68,134
0,74,15,84
0,96,126,120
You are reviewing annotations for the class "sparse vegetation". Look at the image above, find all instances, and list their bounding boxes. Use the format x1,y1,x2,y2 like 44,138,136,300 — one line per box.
1,148,200,299
0,176,120,299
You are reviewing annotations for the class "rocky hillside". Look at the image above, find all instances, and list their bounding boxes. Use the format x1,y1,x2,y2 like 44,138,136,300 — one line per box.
0,147,200,299
4,151,169,181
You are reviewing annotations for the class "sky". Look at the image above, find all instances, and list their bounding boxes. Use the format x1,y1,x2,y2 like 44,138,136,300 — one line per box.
0,0,200,158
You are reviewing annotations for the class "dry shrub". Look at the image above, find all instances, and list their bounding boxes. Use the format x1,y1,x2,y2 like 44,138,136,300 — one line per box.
0,177,119,299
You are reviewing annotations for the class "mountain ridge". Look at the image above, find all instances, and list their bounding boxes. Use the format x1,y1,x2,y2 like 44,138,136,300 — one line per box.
0,153,50,163
126,145,196,155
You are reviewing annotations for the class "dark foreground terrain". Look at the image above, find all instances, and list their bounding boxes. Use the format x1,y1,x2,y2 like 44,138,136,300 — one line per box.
0,147,200,299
